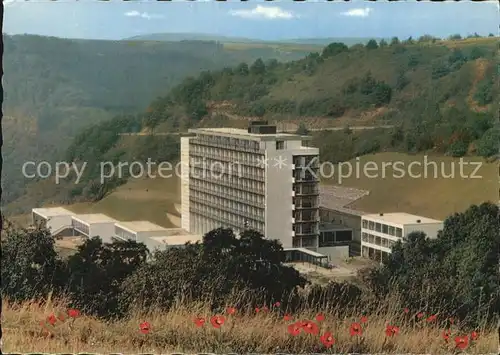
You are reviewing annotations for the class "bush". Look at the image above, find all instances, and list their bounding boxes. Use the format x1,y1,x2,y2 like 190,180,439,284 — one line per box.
475,127,499,157
446,140,468,157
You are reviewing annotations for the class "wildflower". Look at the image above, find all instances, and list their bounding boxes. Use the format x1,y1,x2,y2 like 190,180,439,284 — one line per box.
284,314,293,321
426,314,437,322
360,315,368,323
210,315,225,329
47,314,57,326
385,325,399,337
67,309,80,318
139,321,150,334
262,306,269,312
315,313,325,322
193,317,205,327
274,301,281,307
302,320,319,335
255,307,260,313
226,307,236,315
442,329,451,343
403,308,409,314
471,331,479,341
287,322,302,336
455,335,469,349
320,332,336,348
417,312,424,319
349,322,362,336
57,313,66,321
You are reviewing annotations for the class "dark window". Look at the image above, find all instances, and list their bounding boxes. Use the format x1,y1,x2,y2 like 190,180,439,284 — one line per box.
276,141,285,150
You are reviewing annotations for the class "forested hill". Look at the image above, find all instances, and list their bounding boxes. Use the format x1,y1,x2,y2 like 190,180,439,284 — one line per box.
2,34,319,205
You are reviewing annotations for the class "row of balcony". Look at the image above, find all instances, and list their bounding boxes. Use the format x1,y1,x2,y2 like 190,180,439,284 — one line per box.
190,185,264,209
190,140,261,153
190,172,266,194
190,196,265,223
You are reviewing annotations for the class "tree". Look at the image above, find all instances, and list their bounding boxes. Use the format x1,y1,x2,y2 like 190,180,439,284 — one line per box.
379,39,388,47
365,203,500,327
390,37,400,46
296,122,310,135
66,237,148,318
236,62,249,76
120,228,307,312
322,42,348,58
250,58,266,75
448,34,462,40
2,226,65,301
366,39,379,50
476,127,499,157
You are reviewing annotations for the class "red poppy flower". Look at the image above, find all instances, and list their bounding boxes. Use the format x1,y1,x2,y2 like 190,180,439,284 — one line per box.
226,307,236,315
255,307,260,313
284,314,293,321
210,315,225,329
442,329,451,343
274,301,281,307
385,325,399,337
262,306,269,312
360,316,368,323
320,332,336,348
426,314,437,322
302,320,319,335
68,309,80,318
47,314,57,326
417,312,424,319
315,313,325,322
403,308,409,314
193,317,205,327
455,335,469,349
287,322,302,336
471,331,479,341
139,321,150,334
349,322,362,336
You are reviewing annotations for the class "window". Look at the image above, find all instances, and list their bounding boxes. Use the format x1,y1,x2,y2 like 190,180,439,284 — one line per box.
396,228,403,238
362,220,368,228
368,221,375,230
388,226,395,236
276,141,285,150
375,223,382,232
335,230,352,242
382,224,389,234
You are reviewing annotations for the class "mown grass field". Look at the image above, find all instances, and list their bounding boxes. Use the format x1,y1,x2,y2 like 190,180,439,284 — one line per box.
322,152,497,220
67,174,181,228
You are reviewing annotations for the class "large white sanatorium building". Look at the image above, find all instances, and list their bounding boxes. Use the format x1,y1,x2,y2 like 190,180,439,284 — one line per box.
180,121,321,251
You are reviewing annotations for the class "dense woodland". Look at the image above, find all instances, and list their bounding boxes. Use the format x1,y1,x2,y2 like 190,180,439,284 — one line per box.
2,34,317,207
3,34,499,213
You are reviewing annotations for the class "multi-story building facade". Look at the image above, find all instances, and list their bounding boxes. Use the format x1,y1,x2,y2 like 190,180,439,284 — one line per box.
361,212,443,262
180,122,320,249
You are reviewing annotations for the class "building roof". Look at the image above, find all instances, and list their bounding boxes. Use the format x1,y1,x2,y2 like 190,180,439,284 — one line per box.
150,234,203,246
283,248,327,258
32,207,74,218
362,212,442,225
72,213,117,224
319,185,369,217
188,127,306,141
115,220,167,233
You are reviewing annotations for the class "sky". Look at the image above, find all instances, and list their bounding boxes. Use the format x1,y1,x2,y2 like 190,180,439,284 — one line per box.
3,0,499,41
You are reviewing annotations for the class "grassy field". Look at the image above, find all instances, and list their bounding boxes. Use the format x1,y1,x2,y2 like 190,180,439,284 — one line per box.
3,297,497,353
67,175,181,228
322,152,497,220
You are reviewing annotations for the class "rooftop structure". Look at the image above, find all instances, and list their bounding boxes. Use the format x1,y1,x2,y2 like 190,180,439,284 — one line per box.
32,207,73,218
72,213,117,224
115,220,167,233
362,212,442,225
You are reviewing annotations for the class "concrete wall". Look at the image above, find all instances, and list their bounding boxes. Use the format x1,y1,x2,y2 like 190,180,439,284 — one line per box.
180,137,190,232
89,222,117,243
320,208,362,256
318,245,349,260
404,222,443,239
45,215,73,235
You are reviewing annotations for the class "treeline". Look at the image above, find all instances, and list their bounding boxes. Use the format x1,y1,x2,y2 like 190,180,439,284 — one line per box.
2,203,498,329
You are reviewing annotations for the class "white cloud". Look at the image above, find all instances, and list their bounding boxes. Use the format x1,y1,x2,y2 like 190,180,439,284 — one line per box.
229,5,296,20
124,10,164,20
341,7,373,18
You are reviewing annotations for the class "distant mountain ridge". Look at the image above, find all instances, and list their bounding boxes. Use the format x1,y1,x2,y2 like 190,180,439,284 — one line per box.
124,32,382,46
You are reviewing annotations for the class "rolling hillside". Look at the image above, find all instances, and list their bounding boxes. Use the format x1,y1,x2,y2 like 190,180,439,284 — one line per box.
2,34,319,205
4,36,499,216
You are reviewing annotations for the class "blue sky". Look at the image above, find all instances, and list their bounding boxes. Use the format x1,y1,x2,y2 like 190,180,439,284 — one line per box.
4,0,499,41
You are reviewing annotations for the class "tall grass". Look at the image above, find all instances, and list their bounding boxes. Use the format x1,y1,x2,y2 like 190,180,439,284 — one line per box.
3,291,497,353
